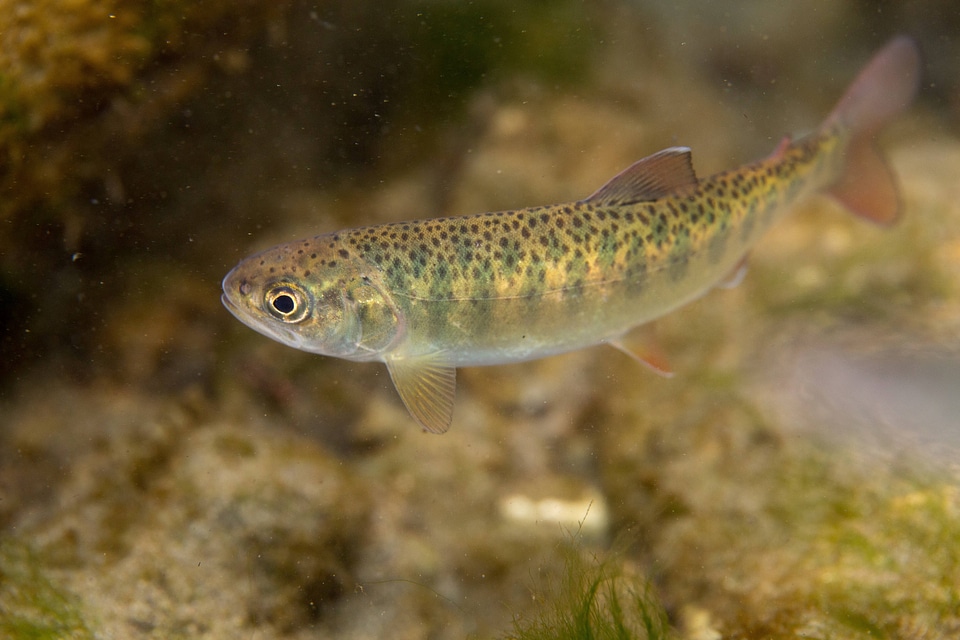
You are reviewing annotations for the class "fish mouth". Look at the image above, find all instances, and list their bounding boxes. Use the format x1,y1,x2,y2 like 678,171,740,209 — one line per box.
221,292,243,320
221,289,308,351
221,267,252,320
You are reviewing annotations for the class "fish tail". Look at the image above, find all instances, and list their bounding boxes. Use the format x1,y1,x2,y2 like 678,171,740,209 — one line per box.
823,36,921,225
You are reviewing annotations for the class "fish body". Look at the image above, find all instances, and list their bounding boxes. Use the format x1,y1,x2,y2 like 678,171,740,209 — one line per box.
223,37,920,433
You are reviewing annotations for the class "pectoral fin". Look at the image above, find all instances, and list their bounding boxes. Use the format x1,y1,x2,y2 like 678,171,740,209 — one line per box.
385,354,457,434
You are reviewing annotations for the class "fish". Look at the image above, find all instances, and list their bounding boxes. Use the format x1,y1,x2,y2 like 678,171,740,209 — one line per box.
222,36,921,434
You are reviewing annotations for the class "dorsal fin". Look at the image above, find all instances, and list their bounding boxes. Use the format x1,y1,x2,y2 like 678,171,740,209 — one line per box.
585,147,698,206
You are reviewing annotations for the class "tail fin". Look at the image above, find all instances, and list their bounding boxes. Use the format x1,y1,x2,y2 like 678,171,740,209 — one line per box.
824,36,921,225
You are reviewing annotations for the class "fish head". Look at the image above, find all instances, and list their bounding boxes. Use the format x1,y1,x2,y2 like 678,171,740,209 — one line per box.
222,237,402,361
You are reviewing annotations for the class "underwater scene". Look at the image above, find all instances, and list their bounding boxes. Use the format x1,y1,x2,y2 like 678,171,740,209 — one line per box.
1,1,958,638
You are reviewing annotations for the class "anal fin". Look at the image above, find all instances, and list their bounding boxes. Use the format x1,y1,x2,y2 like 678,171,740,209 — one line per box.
607,337,674,378
385,354,457,434
717,256,749,290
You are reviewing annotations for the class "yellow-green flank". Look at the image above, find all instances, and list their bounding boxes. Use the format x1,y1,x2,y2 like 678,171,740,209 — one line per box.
223,37,920,434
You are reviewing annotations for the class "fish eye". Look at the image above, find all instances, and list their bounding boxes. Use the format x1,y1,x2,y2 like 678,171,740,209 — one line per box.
265,284,309,323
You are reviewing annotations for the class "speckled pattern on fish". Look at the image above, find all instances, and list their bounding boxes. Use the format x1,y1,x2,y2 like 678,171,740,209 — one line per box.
222,37,920,434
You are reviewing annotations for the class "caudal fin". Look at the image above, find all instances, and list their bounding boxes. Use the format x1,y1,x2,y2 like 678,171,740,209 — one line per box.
824,36,921,225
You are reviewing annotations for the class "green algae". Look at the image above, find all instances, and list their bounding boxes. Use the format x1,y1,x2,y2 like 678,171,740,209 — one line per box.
0,540,93,640
0,0,292,220
604,411,960,639
505,542,673,640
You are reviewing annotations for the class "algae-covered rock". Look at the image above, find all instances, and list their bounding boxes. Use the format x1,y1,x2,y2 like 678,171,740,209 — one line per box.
0,0,292,222
1,381,371,638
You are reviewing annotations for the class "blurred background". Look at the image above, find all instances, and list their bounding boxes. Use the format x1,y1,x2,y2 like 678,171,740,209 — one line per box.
1,1,958,638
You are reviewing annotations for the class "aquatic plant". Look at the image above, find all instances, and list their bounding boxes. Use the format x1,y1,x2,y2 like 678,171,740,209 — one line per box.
504,542,673,640
0,539,93,640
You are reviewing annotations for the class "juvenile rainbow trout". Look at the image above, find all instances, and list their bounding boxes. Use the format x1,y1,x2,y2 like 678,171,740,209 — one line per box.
223,37,920,433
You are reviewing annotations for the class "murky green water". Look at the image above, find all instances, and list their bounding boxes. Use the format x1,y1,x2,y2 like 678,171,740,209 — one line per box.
2,2,959,638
